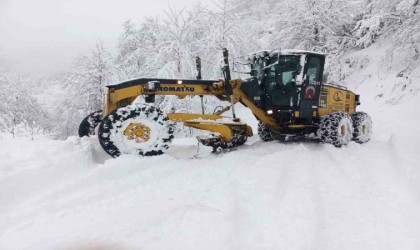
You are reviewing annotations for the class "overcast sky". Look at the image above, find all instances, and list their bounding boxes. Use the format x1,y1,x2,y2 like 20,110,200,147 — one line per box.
0,0,213,76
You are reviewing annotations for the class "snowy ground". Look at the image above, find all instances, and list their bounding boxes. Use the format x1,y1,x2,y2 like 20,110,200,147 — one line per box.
1,93,420,250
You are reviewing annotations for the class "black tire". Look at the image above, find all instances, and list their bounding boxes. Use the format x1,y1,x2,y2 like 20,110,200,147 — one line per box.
98,104,175,157
257,121,273,142
352,112,372,143
78,110,103,137
319,111,353,147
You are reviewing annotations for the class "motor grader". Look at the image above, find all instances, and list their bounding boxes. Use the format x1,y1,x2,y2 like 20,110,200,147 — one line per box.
79,49,372,157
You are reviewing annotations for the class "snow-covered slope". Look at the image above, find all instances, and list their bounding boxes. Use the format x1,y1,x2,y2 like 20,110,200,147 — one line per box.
1,91,420,249
331,40,420,105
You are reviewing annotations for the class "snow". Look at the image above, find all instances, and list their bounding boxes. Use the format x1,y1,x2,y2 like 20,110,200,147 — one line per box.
189,117,246,125
246,49,324,61
1,89,420,249
275,49,326,56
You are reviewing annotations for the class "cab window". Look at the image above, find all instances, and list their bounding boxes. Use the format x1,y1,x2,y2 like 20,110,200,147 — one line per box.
307,57,321,83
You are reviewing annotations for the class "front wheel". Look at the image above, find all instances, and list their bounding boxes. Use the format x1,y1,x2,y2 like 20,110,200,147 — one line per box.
78,110,103,137
98,104,175,157
319,112,353,147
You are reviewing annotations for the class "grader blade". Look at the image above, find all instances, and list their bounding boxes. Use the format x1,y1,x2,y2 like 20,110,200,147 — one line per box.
185,119,251,151
167,112,252,151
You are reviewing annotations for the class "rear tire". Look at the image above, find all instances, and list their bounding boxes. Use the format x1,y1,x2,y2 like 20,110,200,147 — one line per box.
257,121,273,142
78,110,103,137
352,112,372,143
98,104,175,157
319,112,353,147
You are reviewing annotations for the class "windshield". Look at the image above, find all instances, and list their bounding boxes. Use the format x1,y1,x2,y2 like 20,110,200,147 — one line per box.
264,55,302,107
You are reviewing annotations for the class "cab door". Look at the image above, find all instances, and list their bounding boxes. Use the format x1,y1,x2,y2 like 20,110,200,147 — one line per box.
299,54,325,121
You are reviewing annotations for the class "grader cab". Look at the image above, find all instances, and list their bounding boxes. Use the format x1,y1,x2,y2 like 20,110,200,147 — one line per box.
79,49,372,157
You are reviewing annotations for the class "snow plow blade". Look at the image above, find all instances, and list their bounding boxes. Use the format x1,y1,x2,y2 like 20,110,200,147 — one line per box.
167,113,252,151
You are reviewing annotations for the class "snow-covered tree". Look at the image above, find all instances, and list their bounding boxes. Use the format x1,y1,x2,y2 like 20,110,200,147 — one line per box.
157,6,195,78
271,0,361,53
67,40,113,113
0,73,48,137
44,41,115,137
116,18,163,79
352,0,417,48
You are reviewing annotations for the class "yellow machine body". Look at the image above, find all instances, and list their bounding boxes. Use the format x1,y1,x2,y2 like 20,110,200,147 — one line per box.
318,85,357,116
103,77,358,144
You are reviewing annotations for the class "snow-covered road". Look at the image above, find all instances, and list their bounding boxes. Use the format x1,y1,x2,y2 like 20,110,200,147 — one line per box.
1,99,420,250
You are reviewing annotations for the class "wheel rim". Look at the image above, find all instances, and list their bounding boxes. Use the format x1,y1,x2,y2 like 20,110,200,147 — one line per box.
361,123,370,136
116,118,160,152
340,124,347,138
338,119,352,144
124,123,151,143
361,121,372,137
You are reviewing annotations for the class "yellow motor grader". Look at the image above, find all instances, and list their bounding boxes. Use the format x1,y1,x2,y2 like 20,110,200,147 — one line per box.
79,49,372,157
